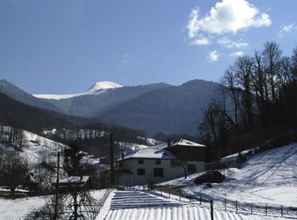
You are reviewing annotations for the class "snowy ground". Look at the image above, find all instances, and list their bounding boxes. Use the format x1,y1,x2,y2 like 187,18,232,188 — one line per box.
0,189,108,220
182,143,297,207
0,196,50,220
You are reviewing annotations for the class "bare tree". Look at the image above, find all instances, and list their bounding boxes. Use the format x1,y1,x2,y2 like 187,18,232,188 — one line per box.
263,42,282,102
222,69,241,125
0,151,29,196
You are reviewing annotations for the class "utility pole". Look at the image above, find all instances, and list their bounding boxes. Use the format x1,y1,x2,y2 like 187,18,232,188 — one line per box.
110,133,115,187
210,200,214,220
54,151,60,220
73,190,78,220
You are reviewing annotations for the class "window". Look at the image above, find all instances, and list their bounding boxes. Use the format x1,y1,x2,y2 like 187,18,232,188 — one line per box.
187,164,197,174
137,168,145,176
153,168,164,177
138,159,144,164
155,159,161,165
170,160,182,167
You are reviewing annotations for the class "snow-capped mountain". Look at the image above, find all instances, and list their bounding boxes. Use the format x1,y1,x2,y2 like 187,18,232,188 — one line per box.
34,81,123,100
0,79,222,135
35,82,170,118
88,81,123,93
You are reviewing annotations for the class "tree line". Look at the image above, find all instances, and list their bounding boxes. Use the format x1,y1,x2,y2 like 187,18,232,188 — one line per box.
200,42,297,159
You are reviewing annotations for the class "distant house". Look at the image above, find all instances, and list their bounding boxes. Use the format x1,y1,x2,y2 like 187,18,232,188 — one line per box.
117,139,207,186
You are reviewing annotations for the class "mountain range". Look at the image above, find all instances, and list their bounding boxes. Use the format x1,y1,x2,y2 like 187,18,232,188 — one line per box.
0,79,222,136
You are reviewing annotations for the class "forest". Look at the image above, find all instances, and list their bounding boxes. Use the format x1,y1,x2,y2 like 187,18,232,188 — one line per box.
200,42,297,159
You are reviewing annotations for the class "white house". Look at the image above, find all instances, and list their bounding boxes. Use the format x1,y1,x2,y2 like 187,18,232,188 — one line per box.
117,139,207,186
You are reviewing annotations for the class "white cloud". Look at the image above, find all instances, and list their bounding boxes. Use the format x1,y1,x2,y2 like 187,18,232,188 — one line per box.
208,50,220,62
279,23,297,37
187,0,271,37
230,51,244,57
217,37,248,49
187,0,271,48
191,36,210,45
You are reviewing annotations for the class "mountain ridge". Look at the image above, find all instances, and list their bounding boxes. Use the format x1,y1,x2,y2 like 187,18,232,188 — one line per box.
0,79,222,136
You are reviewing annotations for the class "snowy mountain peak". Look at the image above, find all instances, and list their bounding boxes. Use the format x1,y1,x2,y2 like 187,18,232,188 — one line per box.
88,81,123,93
35,81,123,100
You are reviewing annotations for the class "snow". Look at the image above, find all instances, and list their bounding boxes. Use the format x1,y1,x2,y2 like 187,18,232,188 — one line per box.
96,190,115,220
97,190,287,220
110,191,183,209
158,173,203,187
19,130,66,166
183,143,297,207
172,139,206,148
34,93,85,100
0,189,108,220
0,196,49,220
34,81,123,100
118,142,151,156
0,129,66,167
59,176,89,184
88,81,123,93
103,205,286,220
122,144,176,160
136,136,162,146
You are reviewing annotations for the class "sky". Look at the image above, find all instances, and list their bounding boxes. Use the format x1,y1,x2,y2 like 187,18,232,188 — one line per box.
0,0,297,94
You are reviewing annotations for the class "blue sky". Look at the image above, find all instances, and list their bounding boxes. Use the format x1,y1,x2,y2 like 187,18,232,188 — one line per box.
0,0,297,94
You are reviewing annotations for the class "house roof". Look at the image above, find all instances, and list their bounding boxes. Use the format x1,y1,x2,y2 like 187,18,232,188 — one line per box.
171,138,206,148
121,144,176,160
120,139,206,161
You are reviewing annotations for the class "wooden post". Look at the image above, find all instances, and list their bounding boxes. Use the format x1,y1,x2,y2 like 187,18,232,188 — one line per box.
250,204,253,215
224,198,227,211
200,195,202,205
265,204,268,216
235,201,238,213
281,206,283,217
210,200,214,220
54,152,60,220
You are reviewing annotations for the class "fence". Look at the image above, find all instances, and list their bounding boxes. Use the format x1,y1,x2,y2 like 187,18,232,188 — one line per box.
150,189,297,219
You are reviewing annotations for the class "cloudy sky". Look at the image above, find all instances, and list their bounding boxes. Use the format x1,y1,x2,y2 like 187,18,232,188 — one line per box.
0,0,297,93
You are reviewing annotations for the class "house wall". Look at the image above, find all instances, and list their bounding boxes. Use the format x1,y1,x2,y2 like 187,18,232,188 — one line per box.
118,158,205,186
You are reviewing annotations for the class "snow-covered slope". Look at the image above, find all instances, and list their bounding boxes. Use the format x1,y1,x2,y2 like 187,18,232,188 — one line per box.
35,81,123,100
19,130,67,166
0,128,67,169
182,143,297,206
0,196,50,220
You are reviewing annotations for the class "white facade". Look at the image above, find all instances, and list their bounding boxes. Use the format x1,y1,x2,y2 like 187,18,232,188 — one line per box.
118,158,205,186
117,139,207,186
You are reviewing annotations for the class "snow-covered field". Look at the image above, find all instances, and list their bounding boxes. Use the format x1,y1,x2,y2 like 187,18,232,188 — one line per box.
0,196,49,220
0,189,108,220
182,143,297,207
